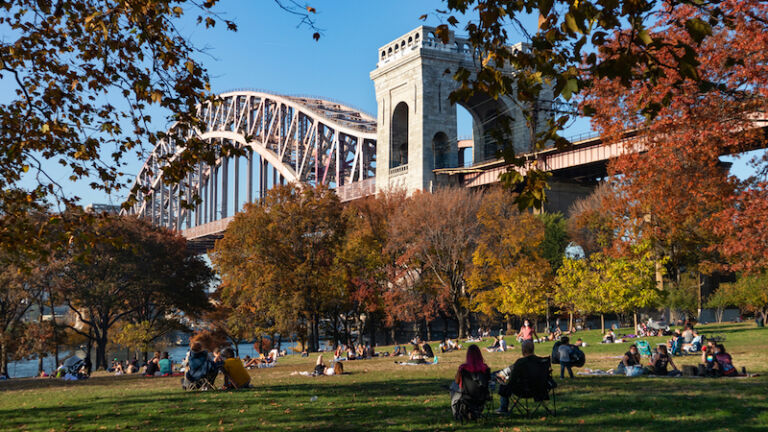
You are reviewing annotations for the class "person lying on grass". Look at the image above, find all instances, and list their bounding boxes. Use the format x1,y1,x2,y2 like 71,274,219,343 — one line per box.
221,348,251,389
291,354,344,376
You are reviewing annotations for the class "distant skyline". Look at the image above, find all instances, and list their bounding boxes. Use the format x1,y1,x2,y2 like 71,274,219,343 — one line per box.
7,0,761,207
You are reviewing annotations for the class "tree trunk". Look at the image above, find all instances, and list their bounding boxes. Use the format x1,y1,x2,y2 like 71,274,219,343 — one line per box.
426,320,432,342
600,314,605,334
390,326,396,345
569,311,574,331
37,301,44,374
1,341,8,377
696,272,703,321
49,292,59,367
369,315,376,347
633,312,638,332
506,316,513,335
95,327,109,371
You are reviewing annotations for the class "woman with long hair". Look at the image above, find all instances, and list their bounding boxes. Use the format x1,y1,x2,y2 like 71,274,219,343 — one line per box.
455,344,490,388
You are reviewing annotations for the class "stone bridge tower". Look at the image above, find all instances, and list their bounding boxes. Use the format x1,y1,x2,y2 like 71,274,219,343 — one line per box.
371,26,552,193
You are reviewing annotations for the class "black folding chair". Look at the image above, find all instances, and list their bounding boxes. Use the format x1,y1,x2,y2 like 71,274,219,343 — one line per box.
509,356,557,418
452,369,493,423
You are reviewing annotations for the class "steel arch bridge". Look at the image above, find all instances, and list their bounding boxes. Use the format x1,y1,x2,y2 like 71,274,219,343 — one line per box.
123,90,377,251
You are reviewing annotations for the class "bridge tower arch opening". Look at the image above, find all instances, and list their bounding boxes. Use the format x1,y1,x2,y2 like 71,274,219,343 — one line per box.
391,102,409,168
372,26,549,194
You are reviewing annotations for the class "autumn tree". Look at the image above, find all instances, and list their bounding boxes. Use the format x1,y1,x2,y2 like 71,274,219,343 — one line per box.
584,3,768,300
567,183,618,256
431,1,765,208
388,188,482,339
61,214,213,369
335,191,407,346
469,188,550,332
212,184,344,352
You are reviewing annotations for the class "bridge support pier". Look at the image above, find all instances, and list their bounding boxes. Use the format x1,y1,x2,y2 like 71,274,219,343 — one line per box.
222,156,229,218
247,150,253,203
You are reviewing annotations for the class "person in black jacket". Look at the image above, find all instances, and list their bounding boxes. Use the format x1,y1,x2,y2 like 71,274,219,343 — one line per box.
496,341,539,413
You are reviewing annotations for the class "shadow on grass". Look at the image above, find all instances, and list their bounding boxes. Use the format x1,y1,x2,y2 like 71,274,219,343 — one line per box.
2,375,768,431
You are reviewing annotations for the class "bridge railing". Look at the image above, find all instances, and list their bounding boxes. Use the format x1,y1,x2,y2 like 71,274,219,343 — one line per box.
335,178,376,202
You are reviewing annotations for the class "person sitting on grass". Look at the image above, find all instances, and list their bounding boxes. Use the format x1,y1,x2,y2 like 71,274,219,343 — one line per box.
615,344,642,375
486,335,501,352
701,341,718,376
392,344,405,356
221,348,251,389
144,352,160,376
334,345,345,361
713,344,738,377
158,352,173,376
557,336,575,378
486,335,508,352
356,344,365,359
648,345,680,376
346,345,356,360
409,345,427,364
602,329,616,344
496,340,540,413
420,341,435,358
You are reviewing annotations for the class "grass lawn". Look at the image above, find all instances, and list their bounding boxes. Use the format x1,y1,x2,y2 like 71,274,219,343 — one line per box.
1,322,767,431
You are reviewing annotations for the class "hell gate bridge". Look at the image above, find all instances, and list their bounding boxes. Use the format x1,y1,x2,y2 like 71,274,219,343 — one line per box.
122,26,764,253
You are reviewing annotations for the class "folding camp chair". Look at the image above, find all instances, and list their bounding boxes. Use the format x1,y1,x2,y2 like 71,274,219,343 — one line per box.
451,369,493,423
508,356,557,418
182,351,219,391
636,340,652,357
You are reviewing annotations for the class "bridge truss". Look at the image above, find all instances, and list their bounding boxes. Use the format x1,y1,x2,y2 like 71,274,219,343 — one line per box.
123,90,377,249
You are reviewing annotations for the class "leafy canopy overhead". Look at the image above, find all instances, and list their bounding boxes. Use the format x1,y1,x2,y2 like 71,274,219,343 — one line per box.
434,0,756,207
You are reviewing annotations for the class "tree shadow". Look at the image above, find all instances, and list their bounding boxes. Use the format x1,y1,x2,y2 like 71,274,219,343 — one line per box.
2,375,768,431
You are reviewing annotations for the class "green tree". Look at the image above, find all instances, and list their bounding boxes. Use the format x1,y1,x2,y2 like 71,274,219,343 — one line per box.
725,273,768,325
554,257,589,331
212,184,344,352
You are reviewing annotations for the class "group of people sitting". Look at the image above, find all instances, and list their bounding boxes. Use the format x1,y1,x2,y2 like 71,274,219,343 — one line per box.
392,340,437,365
333,343,376,361
666,325,704,355
141,352,175,376
242,348,279,369
439,338,461,353
182,342,252,390
613,340,743,377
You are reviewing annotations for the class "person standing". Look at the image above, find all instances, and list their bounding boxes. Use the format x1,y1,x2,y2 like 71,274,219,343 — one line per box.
517,319,539,343
557,336,575,378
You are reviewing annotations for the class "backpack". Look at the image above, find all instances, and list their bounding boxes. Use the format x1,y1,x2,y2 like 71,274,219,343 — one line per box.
570,347,586,367
550,341,562,364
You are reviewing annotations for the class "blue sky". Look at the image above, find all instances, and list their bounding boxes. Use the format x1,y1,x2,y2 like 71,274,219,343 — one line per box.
7,0,760,205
